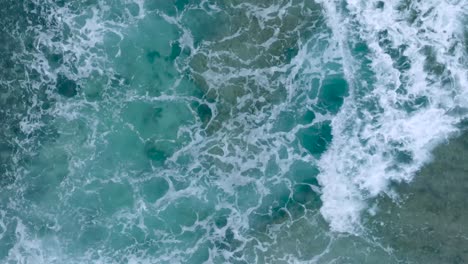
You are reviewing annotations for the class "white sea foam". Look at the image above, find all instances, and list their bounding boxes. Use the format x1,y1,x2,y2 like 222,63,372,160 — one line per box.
316,0,468,233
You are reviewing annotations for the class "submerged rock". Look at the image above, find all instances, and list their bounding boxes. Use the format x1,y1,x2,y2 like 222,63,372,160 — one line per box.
168,41,182,61
47,53,63,69
56,74,78,98
376,1,385,9
144,144,168,162
146,50,161,63
144,140,177,165
197,104,212,127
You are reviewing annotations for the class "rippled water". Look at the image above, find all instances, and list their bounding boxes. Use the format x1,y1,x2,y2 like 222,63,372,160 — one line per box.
0,0,467,263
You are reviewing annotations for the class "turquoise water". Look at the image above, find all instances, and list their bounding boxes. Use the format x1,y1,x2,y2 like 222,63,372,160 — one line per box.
0,0,467,263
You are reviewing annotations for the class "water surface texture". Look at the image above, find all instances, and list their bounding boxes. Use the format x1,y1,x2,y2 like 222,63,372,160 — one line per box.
0,0,467,263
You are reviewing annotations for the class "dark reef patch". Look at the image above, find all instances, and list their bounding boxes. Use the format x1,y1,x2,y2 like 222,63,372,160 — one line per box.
56,74,78,98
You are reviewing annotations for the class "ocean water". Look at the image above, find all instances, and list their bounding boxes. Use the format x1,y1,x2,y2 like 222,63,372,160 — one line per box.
0,0,467,263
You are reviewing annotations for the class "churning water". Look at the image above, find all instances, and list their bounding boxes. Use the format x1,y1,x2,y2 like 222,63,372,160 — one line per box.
0,0,467,263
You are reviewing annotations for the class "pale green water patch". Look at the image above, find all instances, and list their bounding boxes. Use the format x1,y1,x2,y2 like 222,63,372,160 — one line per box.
365,131,468,263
